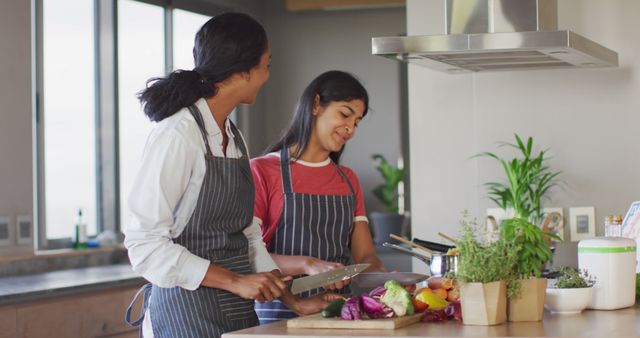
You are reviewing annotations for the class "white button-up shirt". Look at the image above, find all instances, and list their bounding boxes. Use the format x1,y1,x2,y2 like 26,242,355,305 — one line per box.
124,98,278,292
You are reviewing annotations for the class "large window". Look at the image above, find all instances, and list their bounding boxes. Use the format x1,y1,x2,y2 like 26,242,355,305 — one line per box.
42,0,97,240
173,9,211,71
118,0,164,229
37,0,228,250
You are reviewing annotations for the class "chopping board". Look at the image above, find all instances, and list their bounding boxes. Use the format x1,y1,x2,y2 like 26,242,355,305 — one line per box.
286,312,423,329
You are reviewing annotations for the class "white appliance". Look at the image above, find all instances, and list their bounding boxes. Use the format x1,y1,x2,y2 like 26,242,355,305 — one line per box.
578,237,636,310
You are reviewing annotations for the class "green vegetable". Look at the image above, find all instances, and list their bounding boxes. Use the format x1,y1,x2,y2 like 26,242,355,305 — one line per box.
636,273,640,300
380,280,414,316
321,298,345,318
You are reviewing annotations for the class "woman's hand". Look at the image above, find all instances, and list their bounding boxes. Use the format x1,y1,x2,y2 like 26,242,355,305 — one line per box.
304,257,351,290
290,292,345,316
228,271,292,303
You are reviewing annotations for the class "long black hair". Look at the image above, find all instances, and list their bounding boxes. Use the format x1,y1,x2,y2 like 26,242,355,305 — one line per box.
266,70,369,164
138,12,268,122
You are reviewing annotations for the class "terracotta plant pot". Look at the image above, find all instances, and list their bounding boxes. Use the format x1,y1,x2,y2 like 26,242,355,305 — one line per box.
508,278,547,322
460,280,507,325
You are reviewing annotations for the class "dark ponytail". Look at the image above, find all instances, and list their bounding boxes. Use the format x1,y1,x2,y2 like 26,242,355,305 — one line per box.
138,12,268,122
266,70,369,164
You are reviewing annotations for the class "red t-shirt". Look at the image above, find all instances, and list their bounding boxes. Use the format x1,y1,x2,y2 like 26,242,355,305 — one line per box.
251,153,368,248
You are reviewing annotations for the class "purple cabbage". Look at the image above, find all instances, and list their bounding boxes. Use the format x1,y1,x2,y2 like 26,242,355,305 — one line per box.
340,297,362,320
360,293,395,319
368,286,387,298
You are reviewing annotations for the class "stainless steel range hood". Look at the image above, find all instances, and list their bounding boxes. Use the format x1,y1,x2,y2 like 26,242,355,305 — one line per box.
372,0,618,73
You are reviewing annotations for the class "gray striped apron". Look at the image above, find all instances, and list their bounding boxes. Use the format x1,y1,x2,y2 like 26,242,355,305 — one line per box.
125,105,258,338
254,147,355,324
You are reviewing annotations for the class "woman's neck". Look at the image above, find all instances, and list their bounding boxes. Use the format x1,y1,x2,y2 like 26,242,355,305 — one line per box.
291,141,330,163
205,93,237,132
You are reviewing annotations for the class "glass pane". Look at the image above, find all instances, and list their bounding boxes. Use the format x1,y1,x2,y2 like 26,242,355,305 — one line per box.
118,0,164,229
43,0,96,240
173,9,211,71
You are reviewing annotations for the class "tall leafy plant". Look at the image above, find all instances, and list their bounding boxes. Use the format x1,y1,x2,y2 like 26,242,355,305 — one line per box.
476,134,561,224
371,154,404,213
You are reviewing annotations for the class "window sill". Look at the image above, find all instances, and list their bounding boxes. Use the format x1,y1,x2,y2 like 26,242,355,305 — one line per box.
0,245,129,278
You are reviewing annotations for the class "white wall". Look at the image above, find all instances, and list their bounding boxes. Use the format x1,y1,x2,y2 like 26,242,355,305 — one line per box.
407,0,640,269
0,0,32,255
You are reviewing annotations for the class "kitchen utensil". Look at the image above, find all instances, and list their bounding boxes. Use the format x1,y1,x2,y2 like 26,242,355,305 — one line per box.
352,271,428,288
383,242,457,277
578,237,636,310
389,233,437,254
287,312,423,329
437,232,458,244
411,238,455,253
289,263,370,294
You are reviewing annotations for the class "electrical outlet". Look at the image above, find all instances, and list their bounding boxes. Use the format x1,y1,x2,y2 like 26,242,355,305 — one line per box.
16,215,32,245
0,216,10,246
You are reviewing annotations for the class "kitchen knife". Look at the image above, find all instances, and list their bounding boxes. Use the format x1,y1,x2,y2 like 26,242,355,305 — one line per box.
289,263,370,295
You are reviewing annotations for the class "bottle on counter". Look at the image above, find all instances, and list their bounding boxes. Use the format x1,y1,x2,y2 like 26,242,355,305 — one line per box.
604,214,622,237
74,209,88,249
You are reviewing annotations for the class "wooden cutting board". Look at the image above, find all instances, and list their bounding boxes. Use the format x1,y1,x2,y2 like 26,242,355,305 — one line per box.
286,312,423,329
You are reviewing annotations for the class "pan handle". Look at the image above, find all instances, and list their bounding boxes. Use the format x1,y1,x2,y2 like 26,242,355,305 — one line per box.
382,242,431,266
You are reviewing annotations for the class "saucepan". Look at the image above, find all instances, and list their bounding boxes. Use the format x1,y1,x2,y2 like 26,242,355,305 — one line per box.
382,242,458,277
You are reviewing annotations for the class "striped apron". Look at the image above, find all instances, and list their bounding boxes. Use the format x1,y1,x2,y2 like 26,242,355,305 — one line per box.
125,105,258,338
254,147,356,324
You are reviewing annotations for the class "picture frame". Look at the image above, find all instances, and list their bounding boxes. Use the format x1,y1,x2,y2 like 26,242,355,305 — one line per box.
569,207,595,241
541,207,564,241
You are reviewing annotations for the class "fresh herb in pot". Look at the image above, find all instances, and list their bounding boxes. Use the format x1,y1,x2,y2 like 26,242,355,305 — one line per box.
552,267,596,288
453,212,521,298
500,217,561,278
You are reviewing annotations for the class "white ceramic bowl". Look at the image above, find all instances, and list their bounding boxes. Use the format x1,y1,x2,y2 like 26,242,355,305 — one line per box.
544,287,593,314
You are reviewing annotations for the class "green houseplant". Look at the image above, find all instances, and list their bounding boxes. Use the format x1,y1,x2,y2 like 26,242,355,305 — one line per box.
369,154,406,245
545,267,596,314
454,213,520,325
477,134,561,225
500,217,561,322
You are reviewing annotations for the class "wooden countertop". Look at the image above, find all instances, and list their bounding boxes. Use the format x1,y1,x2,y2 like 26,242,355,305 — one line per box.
223,306,640,338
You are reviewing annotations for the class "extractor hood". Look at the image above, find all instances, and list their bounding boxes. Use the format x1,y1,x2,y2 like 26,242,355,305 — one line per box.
372,0,619,73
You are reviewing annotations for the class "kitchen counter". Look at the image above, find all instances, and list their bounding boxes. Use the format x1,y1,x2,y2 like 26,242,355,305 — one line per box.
0,263,144,305
223,306,640,338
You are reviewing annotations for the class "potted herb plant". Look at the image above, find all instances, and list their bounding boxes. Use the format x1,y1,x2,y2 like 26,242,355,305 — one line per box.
501,218,560,322
476,134,561,225
454,213,520,326
370,154,405,245
545,267,596,314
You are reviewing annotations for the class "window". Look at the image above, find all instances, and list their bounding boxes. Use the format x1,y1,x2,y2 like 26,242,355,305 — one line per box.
172,9,211,71
41,0,97,240
118,0,164,229
36,0,230,250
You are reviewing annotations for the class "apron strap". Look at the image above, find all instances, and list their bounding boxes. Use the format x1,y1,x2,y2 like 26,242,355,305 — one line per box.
125,283,152,327
279,147,294,195
228,120,250,159
332,162,356,198
187,104,215,160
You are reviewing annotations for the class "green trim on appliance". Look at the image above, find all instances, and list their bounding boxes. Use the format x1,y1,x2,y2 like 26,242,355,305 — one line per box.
578,246,636,253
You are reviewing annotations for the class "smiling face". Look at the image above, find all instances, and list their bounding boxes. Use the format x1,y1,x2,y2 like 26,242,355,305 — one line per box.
311,97,366,154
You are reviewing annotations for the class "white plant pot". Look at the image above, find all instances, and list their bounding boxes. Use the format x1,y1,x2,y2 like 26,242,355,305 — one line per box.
544,287,593,314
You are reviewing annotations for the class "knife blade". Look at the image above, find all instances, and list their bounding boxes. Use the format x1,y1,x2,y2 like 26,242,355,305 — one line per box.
289,263,370,295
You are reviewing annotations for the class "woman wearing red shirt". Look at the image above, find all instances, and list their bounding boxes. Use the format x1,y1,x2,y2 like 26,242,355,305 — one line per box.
252,71,385,324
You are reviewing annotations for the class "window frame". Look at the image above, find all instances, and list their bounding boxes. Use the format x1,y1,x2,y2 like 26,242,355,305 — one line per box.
34,0,231,251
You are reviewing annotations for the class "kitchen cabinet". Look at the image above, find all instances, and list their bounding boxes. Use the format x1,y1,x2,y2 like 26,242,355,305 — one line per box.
0,285,142,338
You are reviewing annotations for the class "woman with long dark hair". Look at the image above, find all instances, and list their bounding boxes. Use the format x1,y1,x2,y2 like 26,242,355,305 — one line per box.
123,13,334,338
252,71,386,324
